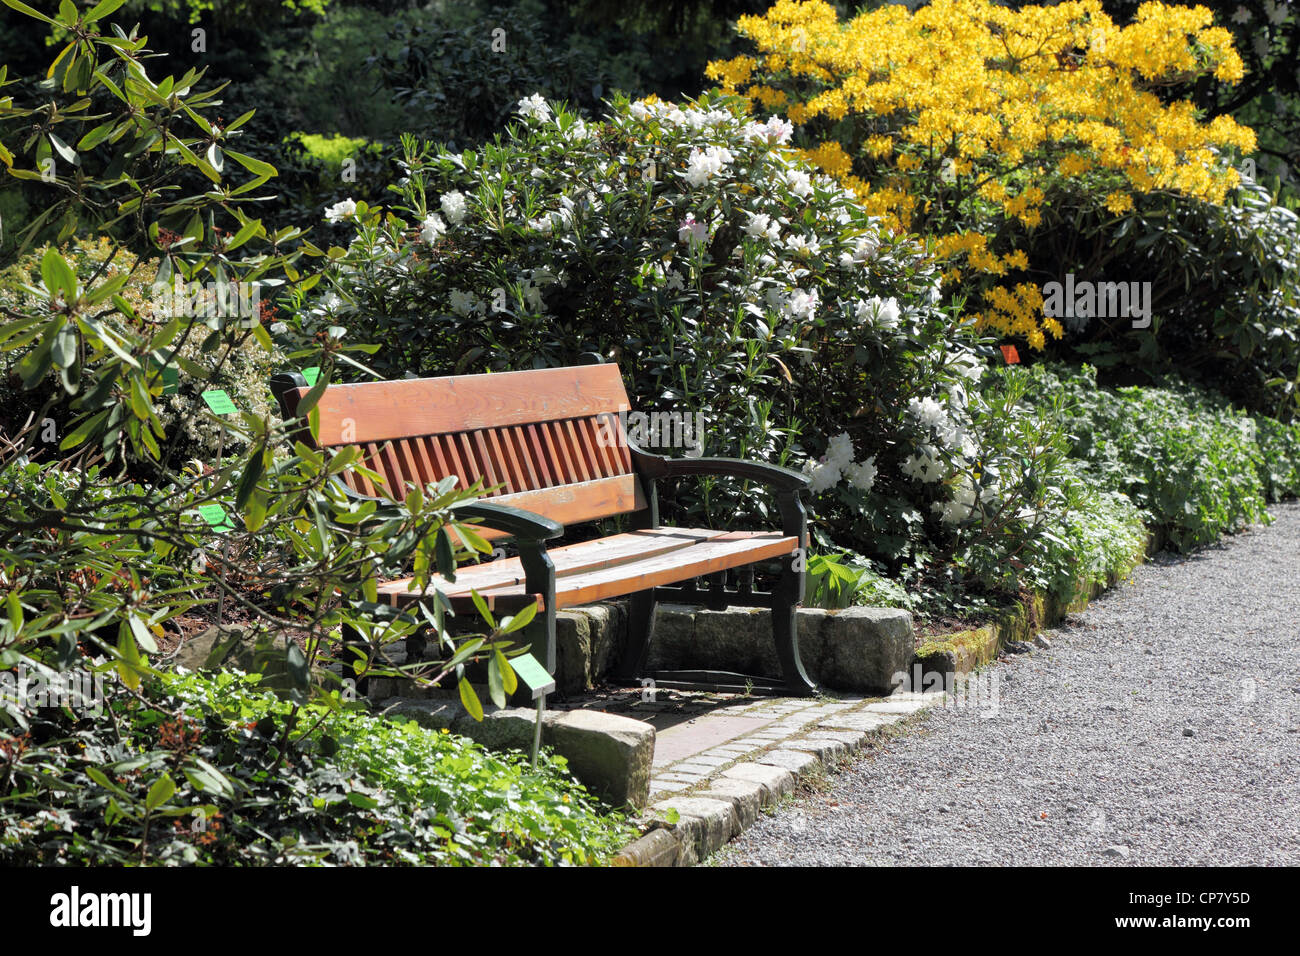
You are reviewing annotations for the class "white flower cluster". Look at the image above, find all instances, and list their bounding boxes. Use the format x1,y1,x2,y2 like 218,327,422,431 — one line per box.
420,213,446,243
783,168,813,198
528,195,578,235
628,99,734,130
448,288,486,317
900,444,944,483
684,145,734,188
785,234,821,259
678,213,708,245
744,211,783,241
856,295,901,329
930,472,998,525
839,234,880,269
440,190,468,225
803,432,878,495
907,393,975,455
516,93,552,122
741,115,794,145
324,198,356,223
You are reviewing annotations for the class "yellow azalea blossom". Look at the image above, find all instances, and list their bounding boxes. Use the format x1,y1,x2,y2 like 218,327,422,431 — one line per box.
708,0,1256,348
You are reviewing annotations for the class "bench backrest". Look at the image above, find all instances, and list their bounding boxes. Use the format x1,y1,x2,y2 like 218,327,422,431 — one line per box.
273,364,646,537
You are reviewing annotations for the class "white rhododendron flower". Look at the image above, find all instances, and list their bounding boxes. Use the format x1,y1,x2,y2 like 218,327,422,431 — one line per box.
825,432,856,469
439,191,468,225
785,234,821,259
840,234,880,269
907,396,948,431
678,213,708,245
844,456,878,492
803,460,842,494
901,445,944,483
947,349,985,383
516,93,552,121
742,115,794,145
784,287,819,322
419,213,447,243
448,289,485,316
324,198,356,222
805,434,878,494
857,296,901,329
744,212,781,241
684,145,733,188
784,168,813,198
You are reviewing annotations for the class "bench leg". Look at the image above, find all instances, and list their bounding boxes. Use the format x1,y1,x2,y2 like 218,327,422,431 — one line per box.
613,589,656,684
774,558,818,697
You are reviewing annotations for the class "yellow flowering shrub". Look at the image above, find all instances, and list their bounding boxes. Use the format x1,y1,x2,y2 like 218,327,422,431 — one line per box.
707,0,1256,348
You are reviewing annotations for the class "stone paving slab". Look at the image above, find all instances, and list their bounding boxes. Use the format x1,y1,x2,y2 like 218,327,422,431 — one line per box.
651,714,775,767
611,689,948,865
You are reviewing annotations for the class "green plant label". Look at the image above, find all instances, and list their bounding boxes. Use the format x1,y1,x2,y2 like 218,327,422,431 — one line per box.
201,389,237,415
509,653,555,699
302,366,320,386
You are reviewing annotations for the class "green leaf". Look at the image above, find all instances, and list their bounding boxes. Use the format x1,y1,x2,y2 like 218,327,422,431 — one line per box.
115,626,143,691
146,774,175,811
458,675,484,721
495,647,517,696
234,451,264,509
470,589,495,630
128,613,158,653
434,528,456,581
40,247,77,302
487,655,506,709
77,120,118,151
47,132,77,166
226,217,261,251
225,149,276,179
294,374,329,417
500,600,537,634
85,0,128,22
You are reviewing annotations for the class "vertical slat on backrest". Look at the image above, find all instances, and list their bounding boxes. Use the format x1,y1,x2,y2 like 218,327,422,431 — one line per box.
293,365,647,523
562,420,593,482
506,426,541,489
524,424,556,487
546,421,580,483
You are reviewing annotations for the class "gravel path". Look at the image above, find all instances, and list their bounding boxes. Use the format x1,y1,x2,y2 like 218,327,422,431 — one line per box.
715,502,1300,866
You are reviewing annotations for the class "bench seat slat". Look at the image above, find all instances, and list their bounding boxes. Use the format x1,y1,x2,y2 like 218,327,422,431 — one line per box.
379,529,796,611
378,528,725,602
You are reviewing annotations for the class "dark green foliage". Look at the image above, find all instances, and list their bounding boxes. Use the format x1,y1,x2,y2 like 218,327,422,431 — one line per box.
0,670,631,865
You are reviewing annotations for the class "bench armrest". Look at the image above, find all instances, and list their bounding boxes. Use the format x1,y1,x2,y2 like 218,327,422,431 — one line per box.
453,501,564,541
631,448,810,492
629,444,809,544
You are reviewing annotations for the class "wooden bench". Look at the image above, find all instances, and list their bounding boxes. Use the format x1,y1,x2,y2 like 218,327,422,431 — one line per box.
270,362,818,698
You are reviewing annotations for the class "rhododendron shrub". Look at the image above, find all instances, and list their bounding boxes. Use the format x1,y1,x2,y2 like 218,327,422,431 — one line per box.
302,92,1082,593
707,0,1258,351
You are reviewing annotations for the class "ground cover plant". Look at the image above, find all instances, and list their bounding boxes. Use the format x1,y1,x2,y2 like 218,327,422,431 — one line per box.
0,668,630,865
